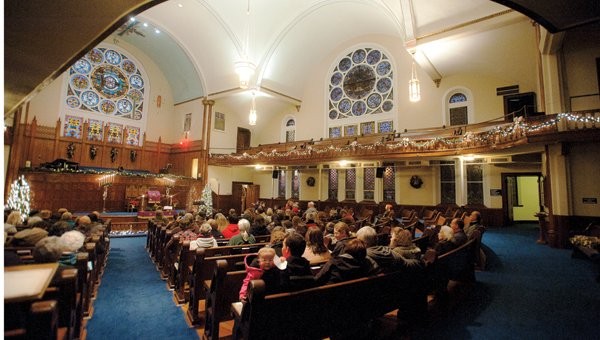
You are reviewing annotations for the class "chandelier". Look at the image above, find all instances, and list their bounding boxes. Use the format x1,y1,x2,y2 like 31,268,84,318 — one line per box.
409,58,421,102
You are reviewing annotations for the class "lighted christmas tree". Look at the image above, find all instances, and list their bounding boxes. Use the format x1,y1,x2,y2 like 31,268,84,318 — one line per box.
199,184,213,217
6,175,32,220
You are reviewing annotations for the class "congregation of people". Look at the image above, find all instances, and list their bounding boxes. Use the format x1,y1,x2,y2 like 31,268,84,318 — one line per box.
144,199,486,301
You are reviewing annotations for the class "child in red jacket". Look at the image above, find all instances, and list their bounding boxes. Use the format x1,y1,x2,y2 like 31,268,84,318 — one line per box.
239,247,281,302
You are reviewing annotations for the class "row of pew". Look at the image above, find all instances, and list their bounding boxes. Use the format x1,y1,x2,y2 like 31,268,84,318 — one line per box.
4,220,111,340
146,219,484,339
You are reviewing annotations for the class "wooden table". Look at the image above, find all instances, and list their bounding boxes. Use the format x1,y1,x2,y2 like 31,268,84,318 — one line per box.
4,263,59,303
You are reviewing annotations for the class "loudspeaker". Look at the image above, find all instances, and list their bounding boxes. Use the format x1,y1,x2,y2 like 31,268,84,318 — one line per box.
272,170,279,179
376,167,385,178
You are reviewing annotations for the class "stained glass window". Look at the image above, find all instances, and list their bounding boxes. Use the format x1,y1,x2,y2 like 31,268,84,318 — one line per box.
378,120,393,133
284,118,296,142
363,168,375,200
66,47,146,121
467,164,484,205
360,121,375,135
345,168,356,200
329,127,342,138
383,163,395,201
291,170,300,199
449,93,467,103
440,161,456,204
278,170,286,198
329,48,393,121
344,125,358,136
328,169,338,200
63,115,83,138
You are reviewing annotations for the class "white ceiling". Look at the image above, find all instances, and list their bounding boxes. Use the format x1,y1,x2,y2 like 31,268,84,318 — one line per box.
110,0,525,107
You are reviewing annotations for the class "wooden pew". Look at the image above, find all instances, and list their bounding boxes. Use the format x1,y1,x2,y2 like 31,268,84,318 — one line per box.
428,234,479,296
231,264,426,340
187,244,267,325
204,260,247,340
5,300,59,340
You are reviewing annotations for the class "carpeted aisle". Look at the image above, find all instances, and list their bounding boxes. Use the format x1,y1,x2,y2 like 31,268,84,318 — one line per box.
86,237,198,340
417,225,600,340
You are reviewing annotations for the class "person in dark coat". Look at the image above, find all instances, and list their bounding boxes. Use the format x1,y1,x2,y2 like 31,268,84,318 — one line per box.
279,232,315,292
315,238,378,285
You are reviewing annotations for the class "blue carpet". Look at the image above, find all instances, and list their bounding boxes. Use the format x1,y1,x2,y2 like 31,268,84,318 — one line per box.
86,237,198,340
418,224,600,340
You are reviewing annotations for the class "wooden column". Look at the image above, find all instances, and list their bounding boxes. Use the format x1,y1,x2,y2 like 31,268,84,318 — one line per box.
201,99,215,187
5,107,23,197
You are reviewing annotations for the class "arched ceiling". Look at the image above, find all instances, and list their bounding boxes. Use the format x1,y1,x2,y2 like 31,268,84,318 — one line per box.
5,0,600,115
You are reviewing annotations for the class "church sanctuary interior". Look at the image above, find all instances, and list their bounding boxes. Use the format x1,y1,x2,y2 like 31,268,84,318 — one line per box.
4,0,600,339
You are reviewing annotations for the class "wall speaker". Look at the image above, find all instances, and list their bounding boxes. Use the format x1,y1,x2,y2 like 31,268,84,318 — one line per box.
376,167,385,178
272,170,279,179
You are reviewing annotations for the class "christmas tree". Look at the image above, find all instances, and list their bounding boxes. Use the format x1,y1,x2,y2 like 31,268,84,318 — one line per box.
199,184,213,217
6,175,32,220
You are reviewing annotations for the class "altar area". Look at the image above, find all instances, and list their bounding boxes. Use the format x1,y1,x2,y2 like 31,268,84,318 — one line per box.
18,170,203,215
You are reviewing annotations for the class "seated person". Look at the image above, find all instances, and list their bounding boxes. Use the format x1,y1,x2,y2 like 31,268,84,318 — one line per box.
222,215,240,239
450,218,467,246
315,238,378,285
433,225,457,256
465,211,484,239
228,219,256,246
239,247,281,302
378,203,396,224
356,226,420,272
302,227,332,265
330,222,353,256
389,227,421,259
192,223,218,250
269,227,286,257
279,232,315,292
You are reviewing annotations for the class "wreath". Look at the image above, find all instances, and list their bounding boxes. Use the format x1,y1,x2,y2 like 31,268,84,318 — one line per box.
410,175,423,189
306,177,316,187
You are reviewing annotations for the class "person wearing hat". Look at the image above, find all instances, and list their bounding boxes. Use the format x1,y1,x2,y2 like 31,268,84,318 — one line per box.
12,227,49,246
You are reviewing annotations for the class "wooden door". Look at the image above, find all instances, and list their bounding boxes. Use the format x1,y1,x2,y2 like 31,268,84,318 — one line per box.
237,127,251,153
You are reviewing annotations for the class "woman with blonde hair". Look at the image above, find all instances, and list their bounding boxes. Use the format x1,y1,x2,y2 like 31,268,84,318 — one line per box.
389,227,421,259
302,227,331,265
215,213,228,232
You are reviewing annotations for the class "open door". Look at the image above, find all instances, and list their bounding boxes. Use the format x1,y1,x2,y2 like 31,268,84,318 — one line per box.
502,172,542,224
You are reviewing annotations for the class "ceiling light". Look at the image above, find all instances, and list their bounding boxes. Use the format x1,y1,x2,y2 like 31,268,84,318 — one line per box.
249,91,257,126
235,60,256,89
130,17,136,22
409,57,421,102
155,28,160,34
143,22,148,27
177,3,183,8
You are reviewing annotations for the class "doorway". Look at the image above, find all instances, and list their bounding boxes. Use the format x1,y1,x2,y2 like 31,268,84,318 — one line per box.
237,127,251,153
502,172,543,224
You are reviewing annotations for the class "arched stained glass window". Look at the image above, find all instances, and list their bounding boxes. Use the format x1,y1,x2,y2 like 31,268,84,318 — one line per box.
449,93,467,103
65,47,146,121
283,117,296,142
328,47,394,121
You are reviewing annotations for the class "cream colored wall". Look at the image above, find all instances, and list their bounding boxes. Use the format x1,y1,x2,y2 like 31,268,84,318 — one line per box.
207,165,254,195
173,98,204,142
513,176,540,220
563,25,600,111
569,142,600,217
485,163,542,209
396,167,437,206
23,38,177,143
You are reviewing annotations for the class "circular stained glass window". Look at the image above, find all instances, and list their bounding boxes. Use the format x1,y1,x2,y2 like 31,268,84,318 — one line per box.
66,96,80,108
81,91,100,107
339,99,351,113
331,72,343,86
91,65,128,99
65,46,146,121
328,47,394,121
105,50,122,65
73,59,92,74
343,65,376,100
352,101,367,116
330,87,343,102
338,58,352,72
352,49,366,63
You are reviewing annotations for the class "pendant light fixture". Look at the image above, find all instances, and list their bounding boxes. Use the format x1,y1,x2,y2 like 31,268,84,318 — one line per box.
408,56,421,102
249,91,257,126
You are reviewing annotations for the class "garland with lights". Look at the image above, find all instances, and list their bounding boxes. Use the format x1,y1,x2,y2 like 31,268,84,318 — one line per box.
6,175,32,220
210,112,599,162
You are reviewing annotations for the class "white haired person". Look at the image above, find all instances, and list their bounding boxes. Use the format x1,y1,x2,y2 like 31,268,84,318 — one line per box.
227,218,256,246
433,225,457,256
192,223,218,250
